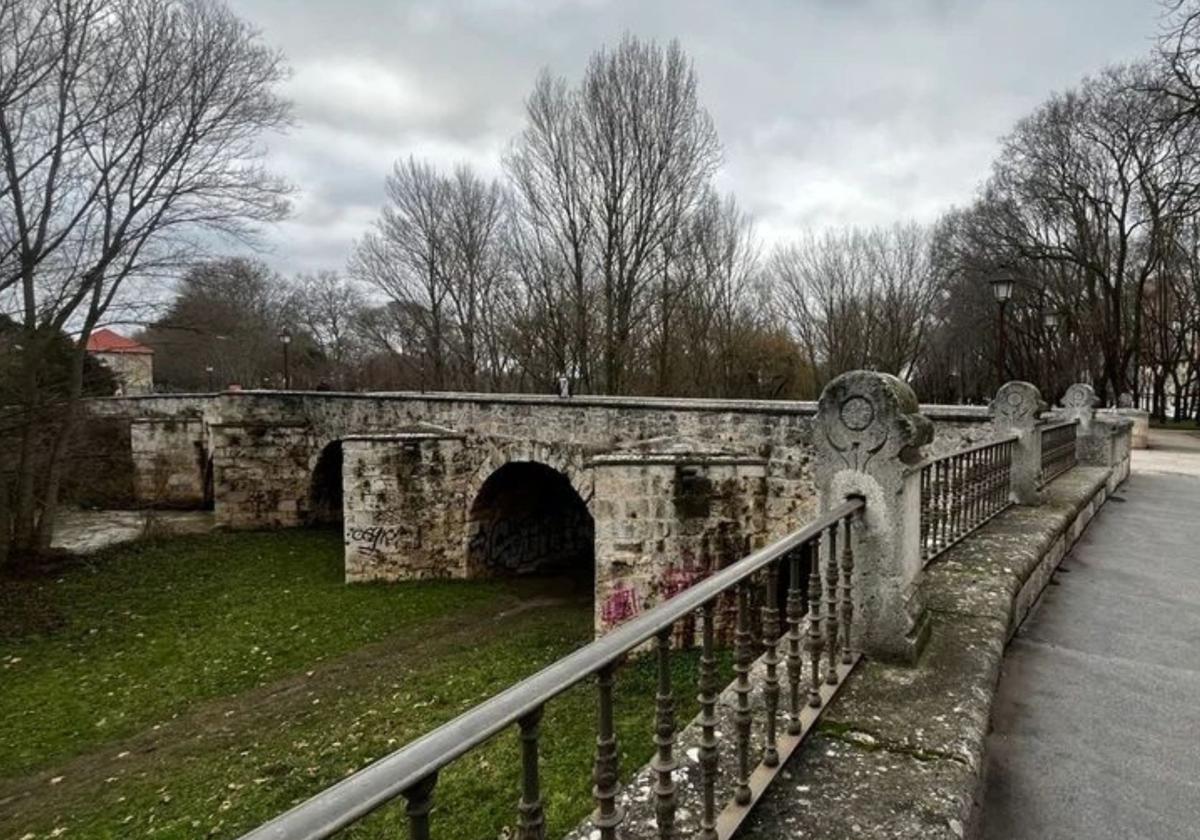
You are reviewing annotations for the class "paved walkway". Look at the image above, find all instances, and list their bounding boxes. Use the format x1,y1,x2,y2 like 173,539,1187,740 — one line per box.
981,430,1200,840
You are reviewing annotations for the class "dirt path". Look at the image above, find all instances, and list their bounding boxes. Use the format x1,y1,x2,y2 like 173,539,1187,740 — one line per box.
0,593,584,825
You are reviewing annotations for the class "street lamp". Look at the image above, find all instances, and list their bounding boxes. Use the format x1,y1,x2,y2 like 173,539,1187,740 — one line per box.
205,364,214,391
989,277,1014,382
278,329,292,390
1041,310,1059,399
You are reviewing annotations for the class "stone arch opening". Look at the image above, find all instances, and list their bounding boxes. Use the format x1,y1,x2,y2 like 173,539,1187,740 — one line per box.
202,455,215,511
467,461,594,584
308,441,344,526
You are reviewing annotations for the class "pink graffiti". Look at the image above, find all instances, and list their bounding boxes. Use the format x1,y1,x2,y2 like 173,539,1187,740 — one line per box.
601,584,640,627
660,566,704,600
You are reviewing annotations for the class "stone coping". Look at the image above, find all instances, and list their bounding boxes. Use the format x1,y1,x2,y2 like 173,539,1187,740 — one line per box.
84,390,993,422
738,465,1119,840
341,428,465,442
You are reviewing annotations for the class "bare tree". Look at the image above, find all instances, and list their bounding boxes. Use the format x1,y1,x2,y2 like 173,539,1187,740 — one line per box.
351,157,449,389
768,223,937,389
969,62,1200,401
0,0,290,562
1161,0,1200,119
506,35,722,394
292,270,366,389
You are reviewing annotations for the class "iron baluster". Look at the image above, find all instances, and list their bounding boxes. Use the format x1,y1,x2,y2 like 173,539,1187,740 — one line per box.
517,707,545,840
761,560,781,767
592,663,622,840
939,459,950,552
652,629,677,839
840,512,855,665
733,582,754,805
824,523,840,685
920,466,931,560
785,549,805,735
402,773,438,840
969,450,980,527
698,601,719,840
806,535,825,708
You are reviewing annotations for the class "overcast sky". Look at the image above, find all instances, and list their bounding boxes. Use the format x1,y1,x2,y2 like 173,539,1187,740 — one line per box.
227,0,1167,277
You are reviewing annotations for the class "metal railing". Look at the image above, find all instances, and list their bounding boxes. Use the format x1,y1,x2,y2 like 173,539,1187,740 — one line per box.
1040,419,1079,486
240,499,865,840
919,436,1016,563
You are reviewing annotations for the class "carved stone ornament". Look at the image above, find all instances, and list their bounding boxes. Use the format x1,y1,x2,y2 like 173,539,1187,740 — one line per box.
1061,383,1100,420
989,381,1045,430
816,371,933,472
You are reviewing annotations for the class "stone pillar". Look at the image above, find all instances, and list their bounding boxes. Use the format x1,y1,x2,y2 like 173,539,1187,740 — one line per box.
588,443,768,637
989,381,1046,506
1059,383,1106,466
814,371,933,664
342,430,470,582
1061,383,1135,479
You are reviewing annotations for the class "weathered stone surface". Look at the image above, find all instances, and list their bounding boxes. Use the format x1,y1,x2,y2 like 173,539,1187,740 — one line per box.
989,381,1046,505
590,441,768,634
814,371,933,663
129,417,207,507
86,390,994,595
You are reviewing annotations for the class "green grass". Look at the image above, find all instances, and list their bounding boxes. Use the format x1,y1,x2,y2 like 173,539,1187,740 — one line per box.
0,530,512,775
0,531,720,839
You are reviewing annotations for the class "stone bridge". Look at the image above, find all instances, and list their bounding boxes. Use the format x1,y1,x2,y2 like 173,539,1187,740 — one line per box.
87,389,996,632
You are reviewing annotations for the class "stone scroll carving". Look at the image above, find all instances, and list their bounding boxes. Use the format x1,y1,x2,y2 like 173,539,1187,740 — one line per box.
1061,383,1100,424
989,381,1046,432
816,371,933,474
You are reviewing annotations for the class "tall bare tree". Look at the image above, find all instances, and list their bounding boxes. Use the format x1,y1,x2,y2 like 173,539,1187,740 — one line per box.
507,35,722,393
769,223,938,388
351,159,510,391
0,0,290,561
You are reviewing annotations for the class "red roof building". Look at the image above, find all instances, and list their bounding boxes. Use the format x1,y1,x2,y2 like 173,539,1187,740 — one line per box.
85,328,154,355
85,328,154,395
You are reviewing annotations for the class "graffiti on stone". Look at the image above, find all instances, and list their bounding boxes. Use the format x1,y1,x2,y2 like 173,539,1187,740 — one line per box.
347,525,414,556
468,509,593,575
601,582,640,628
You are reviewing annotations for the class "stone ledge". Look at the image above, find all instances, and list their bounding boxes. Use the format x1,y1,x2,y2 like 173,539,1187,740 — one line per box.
736,465,1124,839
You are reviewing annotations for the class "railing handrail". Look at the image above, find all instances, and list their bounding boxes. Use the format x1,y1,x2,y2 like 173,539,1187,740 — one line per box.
1040,418,1079,434
909,433,1019,474
239,497,865,840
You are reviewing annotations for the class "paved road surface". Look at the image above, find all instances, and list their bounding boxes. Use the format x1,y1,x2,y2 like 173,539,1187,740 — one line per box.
981,429,1200,840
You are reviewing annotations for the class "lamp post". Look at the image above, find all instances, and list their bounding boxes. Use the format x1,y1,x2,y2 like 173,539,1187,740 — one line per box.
278,329,292,390
1041,310,1059,399
989,277,1014,383
205,364,214,391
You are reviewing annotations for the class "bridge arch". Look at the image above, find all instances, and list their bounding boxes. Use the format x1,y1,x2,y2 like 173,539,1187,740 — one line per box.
465,458,595,583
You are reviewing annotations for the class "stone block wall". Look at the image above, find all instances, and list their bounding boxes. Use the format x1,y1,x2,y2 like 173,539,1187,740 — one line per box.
84,390,1002,606
130,418,207,507
590,449,768,635
209,422,314,529
342,433,473,582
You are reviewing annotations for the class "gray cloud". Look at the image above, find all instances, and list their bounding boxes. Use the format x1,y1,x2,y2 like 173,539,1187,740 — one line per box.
229,0,1163,276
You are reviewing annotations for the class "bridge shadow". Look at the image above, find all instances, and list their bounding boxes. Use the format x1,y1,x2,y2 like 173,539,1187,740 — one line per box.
308,441,344,527
467,462,594,592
